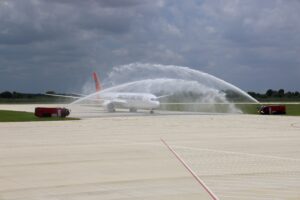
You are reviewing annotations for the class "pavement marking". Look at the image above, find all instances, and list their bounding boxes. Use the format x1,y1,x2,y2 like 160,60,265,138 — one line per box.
219,195,282,200
291,122,300,128
173,145,300,162
161,139,220,200
131,142,300,162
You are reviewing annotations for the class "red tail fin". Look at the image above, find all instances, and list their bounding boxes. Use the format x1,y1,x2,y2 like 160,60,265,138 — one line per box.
93,72,101,92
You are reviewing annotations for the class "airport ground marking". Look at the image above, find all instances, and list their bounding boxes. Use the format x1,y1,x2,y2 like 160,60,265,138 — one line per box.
172,145,300,162
161,138,220,200
133,142,300,162
291,122,300,128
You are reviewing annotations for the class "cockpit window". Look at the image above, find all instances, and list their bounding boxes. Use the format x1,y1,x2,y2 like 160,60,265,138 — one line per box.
150,98,157,101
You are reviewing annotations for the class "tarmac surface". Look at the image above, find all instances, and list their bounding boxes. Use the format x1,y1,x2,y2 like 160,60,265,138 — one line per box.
0,104,300,200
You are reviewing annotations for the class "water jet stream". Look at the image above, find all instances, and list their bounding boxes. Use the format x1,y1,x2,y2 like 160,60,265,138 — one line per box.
74,63,257,113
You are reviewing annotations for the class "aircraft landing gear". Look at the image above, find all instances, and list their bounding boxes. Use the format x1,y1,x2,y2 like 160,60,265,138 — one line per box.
107,103,116,112
150,110,154,114
108,108,115,112
129,108,137,112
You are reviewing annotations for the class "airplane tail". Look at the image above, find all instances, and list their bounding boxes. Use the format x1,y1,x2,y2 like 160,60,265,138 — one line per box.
93,72,101,92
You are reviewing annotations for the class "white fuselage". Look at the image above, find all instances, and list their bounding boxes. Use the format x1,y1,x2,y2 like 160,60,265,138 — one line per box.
100,92,160,111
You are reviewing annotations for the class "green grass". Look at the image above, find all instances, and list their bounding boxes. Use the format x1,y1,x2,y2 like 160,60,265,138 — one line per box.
286,105,300,116
0,110,79,122
161,103,300,116
235,104,260,114
236,104,300,116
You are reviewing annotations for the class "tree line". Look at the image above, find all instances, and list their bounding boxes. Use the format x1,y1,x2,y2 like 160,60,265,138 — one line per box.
248,89,300,101
0,91,71,103
0,91,46,98
1,90,300,101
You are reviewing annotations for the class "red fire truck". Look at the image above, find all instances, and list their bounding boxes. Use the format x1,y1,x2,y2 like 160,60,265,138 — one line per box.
35,107,70,118
258,105,286,115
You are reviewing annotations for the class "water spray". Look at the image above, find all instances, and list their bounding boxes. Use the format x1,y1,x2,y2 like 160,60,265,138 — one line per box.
73,63,257,113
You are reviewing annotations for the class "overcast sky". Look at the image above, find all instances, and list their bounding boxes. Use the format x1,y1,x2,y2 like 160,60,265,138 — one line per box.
0,0,299,93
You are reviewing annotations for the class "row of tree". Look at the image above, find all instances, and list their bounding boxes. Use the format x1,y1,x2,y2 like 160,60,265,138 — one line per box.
0,91,44,99
248,89,300,100
1,90,300,100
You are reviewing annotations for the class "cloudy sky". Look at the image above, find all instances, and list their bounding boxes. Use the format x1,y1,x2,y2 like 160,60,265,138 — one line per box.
0,0,299,93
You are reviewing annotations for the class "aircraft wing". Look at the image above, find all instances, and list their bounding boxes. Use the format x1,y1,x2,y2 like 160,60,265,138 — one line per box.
102,99,127,109
156,94,173,99
110,99,127,104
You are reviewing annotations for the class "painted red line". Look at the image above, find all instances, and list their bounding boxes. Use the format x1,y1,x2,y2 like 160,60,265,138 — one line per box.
161,139,220,200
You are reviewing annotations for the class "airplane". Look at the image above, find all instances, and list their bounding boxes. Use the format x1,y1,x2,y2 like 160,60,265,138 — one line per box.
46,72,168,113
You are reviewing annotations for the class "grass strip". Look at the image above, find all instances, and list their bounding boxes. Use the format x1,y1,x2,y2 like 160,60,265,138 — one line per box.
0,110,79,122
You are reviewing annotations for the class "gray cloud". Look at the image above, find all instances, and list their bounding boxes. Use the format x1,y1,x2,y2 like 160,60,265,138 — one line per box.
0,0,299,93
